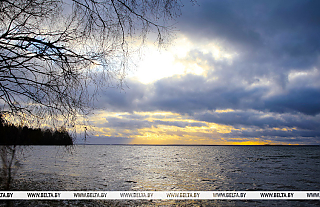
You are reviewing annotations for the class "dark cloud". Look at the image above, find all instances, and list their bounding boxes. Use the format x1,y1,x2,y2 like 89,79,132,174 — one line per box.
195,110,320,131
180,0,320,52
179,0,320,82
94,79,146,112
264,87,320,115
99,114,207,130
153,120,207,128
180,0,264,49
103,117,152,129
142,73,320,115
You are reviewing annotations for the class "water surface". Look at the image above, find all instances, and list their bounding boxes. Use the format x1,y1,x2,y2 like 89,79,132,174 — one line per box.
14,145,320,206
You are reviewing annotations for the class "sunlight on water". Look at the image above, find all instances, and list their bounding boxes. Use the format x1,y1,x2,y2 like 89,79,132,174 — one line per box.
14,145,320,206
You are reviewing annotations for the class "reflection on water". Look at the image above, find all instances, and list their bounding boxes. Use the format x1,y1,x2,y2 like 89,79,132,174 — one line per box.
15,145,320,206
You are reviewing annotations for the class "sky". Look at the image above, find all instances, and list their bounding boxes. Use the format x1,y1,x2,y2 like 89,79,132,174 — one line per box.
82,0,320,145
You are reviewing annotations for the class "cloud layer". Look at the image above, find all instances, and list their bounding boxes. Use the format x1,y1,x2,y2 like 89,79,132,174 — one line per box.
88,0,320,145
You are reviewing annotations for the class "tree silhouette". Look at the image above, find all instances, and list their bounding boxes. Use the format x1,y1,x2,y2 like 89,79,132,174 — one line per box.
0,114,73,145
0,0,183,127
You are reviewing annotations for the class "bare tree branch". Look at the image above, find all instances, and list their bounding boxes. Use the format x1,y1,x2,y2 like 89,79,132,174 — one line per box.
0,0,184,129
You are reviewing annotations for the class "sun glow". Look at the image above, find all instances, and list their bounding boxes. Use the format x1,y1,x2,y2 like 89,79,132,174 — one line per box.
88,111,286,145
129,34,236,84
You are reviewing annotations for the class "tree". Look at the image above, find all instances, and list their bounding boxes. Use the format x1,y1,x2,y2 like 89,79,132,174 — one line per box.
0,0,183,128
0,145,20,190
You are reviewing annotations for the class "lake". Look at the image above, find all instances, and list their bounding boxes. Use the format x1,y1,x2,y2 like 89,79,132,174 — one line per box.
11,145,320,206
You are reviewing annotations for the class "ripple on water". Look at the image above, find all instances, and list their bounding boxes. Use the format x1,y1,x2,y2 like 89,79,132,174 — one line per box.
11,145,320,206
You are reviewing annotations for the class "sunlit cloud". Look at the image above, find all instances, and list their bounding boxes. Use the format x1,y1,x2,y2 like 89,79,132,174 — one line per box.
129,34,237,84
84,110,295,145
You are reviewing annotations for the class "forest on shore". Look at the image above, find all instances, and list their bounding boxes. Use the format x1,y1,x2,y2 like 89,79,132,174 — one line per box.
0,116,73,145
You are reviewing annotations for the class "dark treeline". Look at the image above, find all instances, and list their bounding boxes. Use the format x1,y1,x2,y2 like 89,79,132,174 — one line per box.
0,116,73,145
